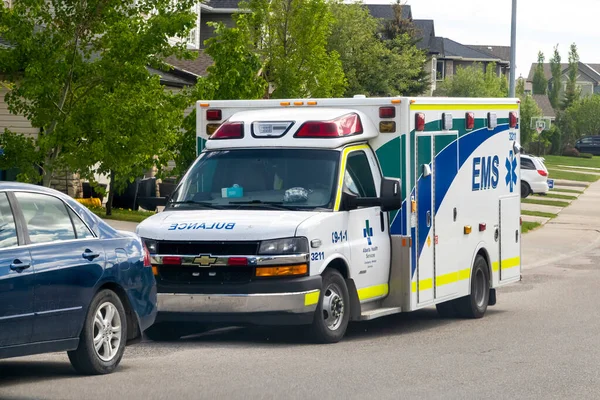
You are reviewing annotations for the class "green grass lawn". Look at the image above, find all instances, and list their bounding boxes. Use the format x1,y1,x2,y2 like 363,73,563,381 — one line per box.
551,188,584,194
522,221,541,233
522,198,570,208
522,210,557,219
534,193,578,200
542,155,600,169
89,207,156,223
547,169,599,183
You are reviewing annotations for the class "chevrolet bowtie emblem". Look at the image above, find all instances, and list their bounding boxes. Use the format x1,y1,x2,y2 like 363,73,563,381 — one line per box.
193,255,217,267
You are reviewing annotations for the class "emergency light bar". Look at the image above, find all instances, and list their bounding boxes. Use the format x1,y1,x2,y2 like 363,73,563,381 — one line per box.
509,111,518,128
210,121,244,139
465,112,475,130
294,113,363,138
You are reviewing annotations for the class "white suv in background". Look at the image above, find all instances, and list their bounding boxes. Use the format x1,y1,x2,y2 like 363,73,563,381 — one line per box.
520,154,550,198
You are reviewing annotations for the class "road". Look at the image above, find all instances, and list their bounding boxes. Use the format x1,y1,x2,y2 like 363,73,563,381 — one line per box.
2,184,600,399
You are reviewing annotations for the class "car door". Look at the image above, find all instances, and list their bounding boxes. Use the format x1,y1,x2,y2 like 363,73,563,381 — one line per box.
344,148,391,303
0,191,34,348
14,191,105,343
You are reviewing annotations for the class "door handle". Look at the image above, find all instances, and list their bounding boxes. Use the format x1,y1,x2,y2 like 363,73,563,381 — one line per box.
10,259,31,272
82,249,100,260
426,211,431,227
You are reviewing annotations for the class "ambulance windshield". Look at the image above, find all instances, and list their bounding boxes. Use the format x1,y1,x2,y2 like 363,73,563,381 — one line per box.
167,149,340,211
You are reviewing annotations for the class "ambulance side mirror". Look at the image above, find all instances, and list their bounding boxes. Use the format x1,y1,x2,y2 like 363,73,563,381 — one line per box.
513,141,523,155
379,178,402,212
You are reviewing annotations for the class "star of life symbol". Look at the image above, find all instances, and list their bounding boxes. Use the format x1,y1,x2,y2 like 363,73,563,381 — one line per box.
505,150,518,193
363,220,373,246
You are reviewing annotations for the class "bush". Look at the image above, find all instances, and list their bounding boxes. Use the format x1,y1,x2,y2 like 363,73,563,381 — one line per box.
579,153,593,159
562,147,580,157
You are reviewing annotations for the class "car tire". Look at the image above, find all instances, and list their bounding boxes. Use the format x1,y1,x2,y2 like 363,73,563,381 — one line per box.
520,181,531,198
455,255,490,319
144,322,192,341
307,268,350,344
68,289,127,375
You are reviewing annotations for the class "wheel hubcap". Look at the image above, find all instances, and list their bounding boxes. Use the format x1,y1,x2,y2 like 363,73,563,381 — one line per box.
322,283,344,331
93,302,122,362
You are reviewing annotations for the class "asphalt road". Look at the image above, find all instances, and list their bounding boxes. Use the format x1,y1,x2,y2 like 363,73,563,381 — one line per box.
1,243,600,400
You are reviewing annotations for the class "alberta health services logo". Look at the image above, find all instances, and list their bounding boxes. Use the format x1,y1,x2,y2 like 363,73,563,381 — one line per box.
363,220,373,246
505,150,518,193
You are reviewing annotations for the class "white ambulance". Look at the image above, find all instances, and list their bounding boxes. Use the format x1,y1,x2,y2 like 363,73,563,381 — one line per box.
137,96,523,343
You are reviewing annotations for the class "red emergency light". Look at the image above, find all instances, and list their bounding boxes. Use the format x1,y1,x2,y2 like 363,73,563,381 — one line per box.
415,113,425,131
162,256,182,265
465,112,475,130
210,121,244,139
295,113,363,138
228,257,248,266
206,109,222,121
379,107,396,118
509,111,518,128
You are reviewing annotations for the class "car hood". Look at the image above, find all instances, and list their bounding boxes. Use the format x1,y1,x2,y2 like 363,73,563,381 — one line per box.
136,209,319,241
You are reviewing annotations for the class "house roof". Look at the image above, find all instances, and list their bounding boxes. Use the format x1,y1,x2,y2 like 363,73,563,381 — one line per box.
201,0,244,12
434,37,508,63
164,50,214,77
531,94,556,119
0,36,13,48
526,62,600,83
412,19,435,51
466,45,511,62
366,4,412,20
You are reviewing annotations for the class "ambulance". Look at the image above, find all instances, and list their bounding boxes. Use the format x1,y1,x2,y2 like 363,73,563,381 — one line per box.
137,96,523,343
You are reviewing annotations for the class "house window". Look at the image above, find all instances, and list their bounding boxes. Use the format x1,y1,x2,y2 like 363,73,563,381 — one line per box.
188,28,197,48
436,60,445,81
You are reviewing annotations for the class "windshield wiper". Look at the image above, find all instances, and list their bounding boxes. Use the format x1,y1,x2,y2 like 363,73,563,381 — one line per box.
167,200,222,210
228,200,295,210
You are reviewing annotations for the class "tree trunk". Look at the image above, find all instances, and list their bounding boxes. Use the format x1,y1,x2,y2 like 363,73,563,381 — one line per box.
106,170,115,216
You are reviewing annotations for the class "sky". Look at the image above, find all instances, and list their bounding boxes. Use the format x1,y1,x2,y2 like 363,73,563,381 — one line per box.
362,0,600,79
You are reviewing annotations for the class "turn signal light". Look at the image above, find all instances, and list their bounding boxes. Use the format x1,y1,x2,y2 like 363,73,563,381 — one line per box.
210,121,244,139
295,113,363,138
255,264,308,277
464,225,472,234
379,121,396,133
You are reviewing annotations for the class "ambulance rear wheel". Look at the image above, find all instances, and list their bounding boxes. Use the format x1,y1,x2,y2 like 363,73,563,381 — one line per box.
456,255,490,319
308,268,350,344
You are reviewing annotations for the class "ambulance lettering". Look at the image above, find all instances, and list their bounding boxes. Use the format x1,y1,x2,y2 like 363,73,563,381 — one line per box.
168,222,236,230
472,155,500,191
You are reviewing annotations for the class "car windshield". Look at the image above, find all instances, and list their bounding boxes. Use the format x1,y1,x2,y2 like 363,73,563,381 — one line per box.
167,148,340,211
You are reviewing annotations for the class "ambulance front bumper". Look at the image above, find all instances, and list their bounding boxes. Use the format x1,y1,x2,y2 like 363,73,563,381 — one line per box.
154,275,322,325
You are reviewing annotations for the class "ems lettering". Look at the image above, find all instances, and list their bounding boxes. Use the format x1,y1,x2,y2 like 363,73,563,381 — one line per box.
472,155,499,191
168,222,236,230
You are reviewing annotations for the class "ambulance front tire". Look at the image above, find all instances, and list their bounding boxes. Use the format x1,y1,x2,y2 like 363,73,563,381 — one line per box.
455,255,490,319
308,268,350,344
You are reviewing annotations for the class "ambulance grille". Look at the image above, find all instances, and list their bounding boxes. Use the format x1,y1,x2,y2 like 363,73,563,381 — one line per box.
157,241,260,256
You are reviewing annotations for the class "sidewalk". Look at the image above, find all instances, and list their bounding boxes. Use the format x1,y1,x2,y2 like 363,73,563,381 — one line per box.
522,178,600,269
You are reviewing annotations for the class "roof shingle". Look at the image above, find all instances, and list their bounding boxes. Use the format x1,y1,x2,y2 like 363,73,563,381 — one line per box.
164,50,214,77
532,94,556,118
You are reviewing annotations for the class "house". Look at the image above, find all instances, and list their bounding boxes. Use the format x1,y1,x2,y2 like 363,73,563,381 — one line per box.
532,94,556,122
525,62,600,100
366,4,511,96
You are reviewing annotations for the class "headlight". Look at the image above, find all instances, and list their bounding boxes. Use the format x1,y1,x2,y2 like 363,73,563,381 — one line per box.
141,238,158,254
258,237,308,255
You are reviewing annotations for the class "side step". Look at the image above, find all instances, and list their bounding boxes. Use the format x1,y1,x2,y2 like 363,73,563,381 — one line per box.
359,307,402,321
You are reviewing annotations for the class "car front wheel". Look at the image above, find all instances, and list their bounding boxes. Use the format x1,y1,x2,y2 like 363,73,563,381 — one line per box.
68,289,127,375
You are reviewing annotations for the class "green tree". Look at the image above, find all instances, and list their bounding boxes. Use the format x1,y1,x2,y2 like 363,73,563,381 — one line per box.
0,0,198,190
516,78,543,149
434,62,507,98
378,0,430,95
562,95,600,146
549,44,562,109
532,51,547,95
562,43,581,110
238,0,346,98
171,20,268,177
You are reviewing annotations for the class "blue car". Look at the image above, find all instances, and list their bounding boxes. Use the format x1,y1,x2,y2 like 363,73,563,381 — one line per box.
0,182,156,374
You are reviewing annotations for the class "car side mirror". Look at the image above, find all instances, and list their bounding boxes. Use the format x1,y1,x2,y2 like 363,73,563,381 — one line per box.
379,178,402,212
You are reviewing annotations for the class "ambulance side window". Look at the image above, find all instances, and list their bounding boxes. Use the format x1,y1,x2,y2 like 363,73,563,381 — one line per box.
344,151,377,198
